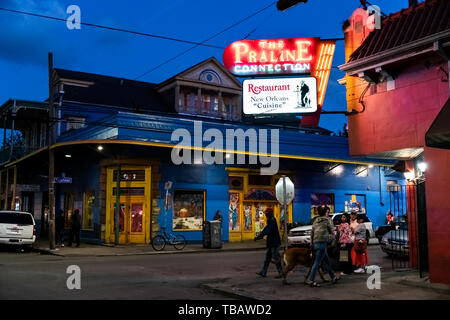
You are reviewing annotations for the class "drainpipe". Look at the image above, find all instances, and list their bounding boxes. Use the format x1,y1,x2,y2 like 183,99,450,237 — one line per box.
379,166,384,206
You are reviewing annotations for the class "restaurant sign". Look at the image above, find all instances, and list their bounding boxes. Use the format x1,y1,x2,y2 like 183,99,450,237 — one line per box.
223,37,319,76
243,77,317,115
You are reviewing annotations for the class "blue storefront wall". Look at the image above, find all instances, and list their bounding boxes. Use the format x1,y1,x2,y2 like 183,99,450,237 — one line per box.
291,166,406,229
156,160,394,242
158,162,229,243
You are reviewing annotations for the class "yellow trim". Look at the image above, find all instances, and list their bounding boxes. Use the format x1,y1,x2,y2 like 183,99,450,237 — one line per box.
105,166,151,244
4,139,394,168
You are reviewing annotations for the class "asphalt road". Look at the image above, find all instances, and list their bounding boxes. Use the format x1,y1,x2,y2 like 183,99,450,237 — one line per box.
0,249,264,300
0,245,394,300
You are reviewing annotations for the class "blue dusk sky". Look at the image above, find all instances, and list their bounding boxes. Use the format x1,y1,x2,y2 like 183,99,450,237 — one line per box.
0,0,408,133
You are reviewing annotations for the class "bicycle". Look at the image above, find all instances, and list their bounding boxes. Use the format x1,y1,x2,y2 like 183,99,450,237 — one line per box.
151,227,186,251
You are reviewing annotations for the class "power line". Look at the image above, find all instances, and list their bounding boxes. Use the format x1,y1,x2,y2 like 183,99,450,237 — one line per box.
134,1,277,80
0,7,224,49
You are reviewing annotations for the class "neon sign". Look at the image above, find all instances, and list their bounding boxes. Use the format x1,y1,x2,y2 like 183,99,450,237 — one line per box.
223,38,319,76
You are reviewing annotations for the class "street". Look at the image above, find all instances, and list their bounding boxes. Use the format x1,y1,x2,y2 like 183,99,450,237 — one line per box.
0,245,439,300
0,248,264,300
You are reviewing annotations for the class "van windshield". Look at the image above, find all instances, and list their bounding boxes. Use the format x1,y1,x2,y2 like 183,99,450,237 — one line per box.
0,212,33,225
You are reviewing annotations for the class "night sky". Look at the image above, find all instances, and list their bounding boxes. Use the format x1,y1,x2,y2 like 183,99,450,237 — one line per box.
0,0,408,133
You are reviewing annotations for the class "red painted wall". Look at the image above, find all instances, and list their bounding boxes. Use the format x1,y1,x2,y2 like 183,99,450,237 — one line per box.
347,57,449,157
424,147,450,284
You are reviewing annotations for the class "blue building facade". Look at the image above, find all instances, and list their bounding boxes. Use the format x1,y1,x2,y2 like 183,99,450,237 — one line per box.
0,57,403,245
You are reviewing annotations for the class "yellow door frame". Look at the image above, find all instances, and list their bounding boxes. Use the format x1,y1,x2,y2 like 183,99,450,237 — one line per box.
105,166,151,244
227,170,293,242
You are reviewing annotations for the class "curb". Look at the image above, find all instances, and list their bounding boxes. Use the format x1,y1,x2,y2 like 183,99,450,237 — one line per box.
32,245,266,258
200,283,259,300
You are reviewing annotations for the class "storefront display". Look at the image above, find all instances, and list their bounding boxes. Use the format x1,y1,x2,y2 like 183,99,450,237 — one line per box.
173,189,205,231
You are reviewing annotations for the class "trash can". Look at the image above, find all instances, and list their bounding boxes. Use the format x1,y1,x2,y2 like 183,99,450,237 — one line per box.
202,220,222,249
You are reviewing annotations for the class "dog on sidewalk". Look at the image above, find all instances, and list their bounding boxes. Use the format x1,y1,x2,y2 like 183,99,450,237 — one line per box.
280,247,326,285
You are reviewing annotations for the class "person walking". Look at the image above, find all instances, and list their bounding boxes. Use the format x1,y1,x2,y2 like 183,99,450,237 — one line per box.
254,207,283,278
306,206,340,287
337,213,353,275
68,208,81,247
55,209,65,247
352,216,369,273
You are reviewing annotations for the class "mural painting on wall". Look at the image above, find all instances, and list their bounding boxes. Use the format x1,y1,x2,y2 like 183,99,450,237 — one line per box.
229,193,240,231
173,190,205,231
255,203,272,237
243,205,252,231
310,193,335,218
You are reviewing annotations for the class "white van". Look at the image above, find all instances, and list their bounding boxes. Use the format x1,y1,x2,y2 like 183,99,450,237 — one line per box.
0,211,36,248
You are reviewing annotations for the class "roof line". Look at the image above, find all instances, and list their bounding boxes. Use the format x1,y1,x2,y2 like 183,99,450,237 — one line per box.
4,139,395,168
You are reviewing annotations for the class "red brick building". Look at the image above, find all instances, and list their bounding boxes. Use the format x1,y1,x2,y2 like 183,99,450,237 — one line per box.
340,0,450,284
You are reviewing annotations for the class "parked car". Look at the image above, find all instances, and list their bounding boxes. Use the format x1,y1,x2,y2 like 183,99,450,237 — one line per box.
380,222,409,258
288,212,375,247
0,211,36,249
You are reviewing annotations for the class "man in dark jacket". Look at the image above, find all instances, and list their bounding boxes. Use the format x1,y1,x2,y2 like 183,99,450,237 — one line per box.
68,208,81,247
254,207,283,278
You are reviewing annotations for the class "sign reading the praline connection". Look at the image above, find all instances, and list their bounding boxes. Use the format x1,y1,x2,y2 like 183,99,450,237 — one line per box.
223,37,319,76
243,77,317,114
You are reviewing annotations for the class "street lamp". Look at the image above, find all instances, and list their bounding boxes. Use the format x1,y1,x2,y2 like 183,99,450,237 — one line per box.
276,0,308,11
418,162,427,173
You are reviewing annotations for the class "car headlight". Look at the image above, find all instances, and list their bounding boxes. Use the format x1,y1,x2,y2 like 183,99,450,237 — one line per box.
381,236,388,244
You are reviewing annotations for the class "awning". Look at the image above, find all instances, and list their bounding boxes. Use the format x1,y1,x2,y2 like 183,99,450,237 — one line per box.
426,98,450,149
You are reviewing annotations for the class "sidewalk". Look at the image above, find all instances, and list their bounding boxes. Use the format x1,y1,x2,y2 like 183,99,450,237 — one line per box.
32,238,266,257
201,270,450,300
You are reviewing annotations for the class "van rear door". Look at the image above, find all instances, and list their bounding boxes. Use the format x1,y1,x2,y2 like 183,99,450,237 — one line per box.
0,212,34,239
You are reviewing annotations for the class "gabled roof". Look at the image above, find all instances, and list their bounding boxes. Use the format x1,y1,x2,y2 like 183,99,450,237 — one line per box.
156,57,242,90
349,0,450,62
54,68,174,113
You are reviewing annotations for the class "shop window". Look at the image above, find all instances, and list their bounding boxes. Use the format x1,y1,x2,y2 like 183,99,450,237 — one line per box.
173,189,205,231
83,191,95,230
310,193,335,217
344,194,367,214
112,187,145,196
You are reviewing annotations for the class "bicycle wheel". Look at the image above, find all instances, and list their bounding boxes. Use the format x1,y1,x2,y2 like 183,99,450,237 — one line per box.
151,235,166,251
172,235,186,250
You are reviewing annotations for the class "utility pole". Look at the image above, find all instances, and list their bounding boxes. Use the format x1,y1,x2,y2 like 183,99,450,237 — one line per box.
48,52,55,250
282,176,288,250
115,165,121,245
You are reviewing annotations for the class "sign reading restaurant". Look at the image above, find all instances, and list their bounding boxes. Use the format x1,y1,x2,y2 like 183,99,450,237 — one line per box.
243,77,318,114
223,37,319,76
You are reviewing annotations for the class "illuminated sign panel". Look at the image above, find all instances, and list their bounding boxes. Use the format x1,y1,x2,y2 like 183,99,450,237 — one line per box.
223,38,319,76
243,77,318,115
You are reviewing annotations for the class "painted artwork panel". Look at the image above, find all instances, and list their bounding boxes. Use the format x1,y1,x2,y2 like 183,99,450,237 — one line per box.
229,193,240,231
173,190,205,231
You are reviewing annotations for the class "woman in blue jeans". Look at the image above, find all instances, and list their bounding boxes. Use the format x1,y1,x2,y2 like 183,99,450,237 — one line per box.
306,206,340,287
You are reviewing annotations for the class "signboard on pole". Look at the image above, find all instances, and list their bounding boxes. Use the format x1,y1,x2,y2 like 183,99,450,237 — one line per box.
243,77,317,115
223,37,319,77
276,176,295,205
54,177,72,184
